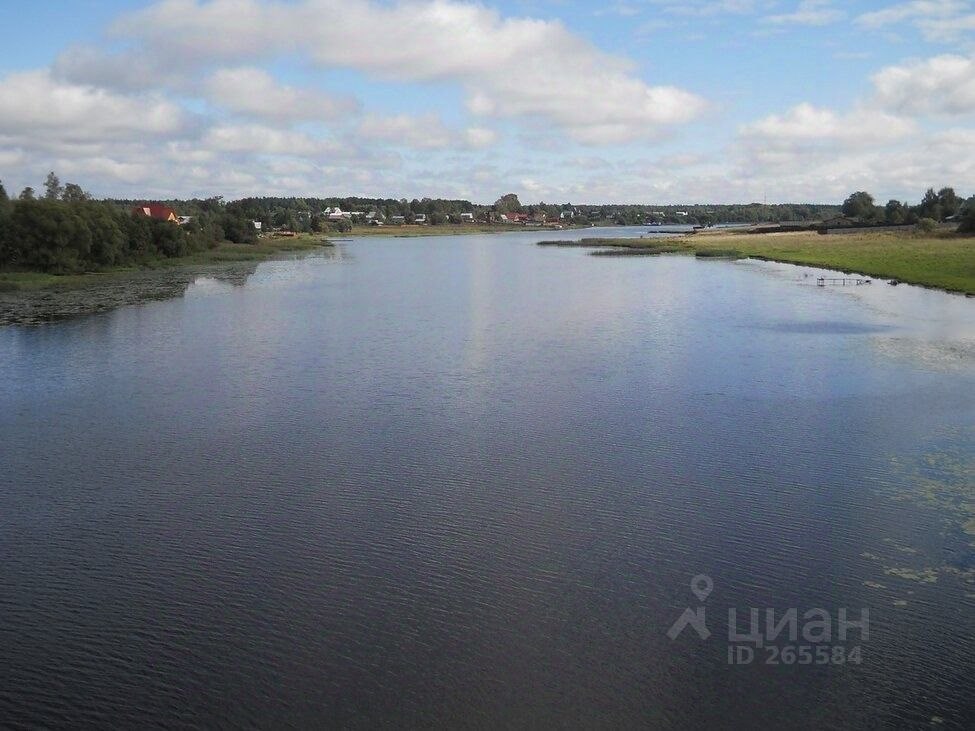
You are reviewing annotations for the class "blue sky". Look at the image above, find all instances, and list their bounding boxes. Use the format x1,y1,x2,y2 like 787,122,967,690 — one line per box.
1,1,973,204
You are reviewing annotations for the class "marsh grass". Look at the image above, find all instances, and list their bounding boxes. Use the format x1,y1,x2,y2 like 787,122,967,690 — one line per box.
0,235,332,291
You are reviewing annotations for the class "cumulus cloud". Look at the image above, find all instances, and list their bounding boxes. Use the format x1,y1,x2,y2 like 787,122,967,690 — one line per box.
855,0,975,43
740,103,917,148
205,67,360,122
872,54,975,114
0,69,188,143
108,0,707,143
763,1,844,26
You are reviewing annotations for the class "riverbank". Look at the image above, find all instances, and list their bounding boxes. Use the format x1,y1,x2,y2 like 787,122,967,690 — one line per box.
351,223,587,237
0,235,331,292
542,230,975,295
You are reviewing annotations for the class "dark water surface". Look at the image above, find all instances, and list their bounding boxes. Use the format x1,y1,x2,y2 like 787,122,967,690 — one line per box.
1,230,973,728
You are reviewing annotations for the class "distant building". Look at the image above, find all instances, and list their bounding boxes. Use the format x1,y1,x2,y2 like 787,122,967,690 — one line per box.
176,215,193,226
252,221,262,231
414,213,427,224
132,203,178,223
323,206,351,221
459,212,474,223
390,215,406,225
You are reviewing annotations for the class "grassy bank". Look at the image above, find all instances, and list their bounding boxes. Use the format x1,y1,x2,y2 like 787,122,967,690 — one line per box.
352,224,586,237
541,231,975,295
0,234,331,292
687,230,975,295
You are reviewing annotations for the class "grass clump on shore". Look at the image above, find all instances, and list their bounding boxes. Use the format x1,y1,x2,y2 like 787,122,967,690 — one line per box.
694,248,742,259
538,236,685,257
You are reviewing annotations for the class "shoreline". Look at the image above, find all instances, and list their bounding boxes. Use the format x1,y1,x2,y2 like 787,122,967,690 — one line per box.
540,230,975,296
0,235,332,293
348,223,590,238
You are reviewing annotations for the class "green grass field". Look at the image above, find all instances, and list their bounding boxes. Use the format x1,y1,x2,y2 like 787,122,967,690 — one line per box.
686,230,975,295
539,231,975,295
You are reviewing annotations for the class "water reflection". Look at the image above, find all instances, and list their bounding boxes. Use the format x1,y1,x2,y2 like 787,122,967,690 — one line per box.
0,247,342,326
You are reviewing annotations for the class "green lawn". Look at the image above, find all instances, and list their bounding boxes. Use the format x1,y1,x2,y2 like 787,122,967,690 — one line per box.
539,231,975,295
686,231,975,295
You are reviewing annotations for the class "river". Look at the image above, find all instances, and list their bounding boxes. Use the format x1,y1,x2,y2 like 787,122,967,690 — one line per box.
1,229,973,728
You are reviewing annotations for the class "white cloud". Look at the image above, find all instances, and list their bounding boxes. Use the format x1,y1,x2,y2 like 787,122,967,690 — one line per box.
205,67,359,122
357,113,454,149
658,1,764,17
764,1,844,26
109,0,707,144
355,114,498,150
202,123,333,156
855,1,975,43
463,127,498,148
871,54,975,115
740,103,917,147
0,69,188,143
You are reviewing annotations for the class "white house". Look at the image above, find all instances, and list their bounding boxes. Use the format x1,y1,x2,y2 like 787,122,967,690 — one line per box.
459,212,474,223
414,213,427,224
323,206,351,221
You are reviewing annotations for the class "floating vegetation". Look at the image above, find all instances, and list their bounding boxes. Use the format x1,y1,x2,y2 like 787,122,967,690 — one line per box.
884,567,940,584
885,428,975,552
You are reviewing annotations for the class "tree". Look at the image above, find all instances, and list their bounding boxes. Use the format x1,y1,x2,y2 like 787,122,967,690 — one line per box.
841,191,875,220
19,187,35,201
917,188,940,221
884,199,908,225
937,187,960,219
0,180,8,204
44,171,63,201
958,196,975,234
494,193,523,213
61,183,90,203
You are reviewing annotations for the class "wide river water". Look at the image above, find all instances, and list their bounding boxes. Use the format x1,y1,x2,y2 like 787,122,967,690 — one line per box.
1,228,973,728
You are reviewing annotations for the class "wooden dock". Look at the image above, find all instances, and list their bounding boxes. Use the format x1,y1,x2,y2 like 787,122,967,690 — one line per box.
816,277,872,287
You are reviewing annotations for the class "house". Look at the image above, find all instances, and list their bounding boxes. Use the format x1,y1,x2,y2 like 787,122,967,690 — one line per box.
414,213,427,224
176,215,193,226
132,203,178,223
459,212,474,223
323,206,351,221
252,221,262,231
390,215,406,225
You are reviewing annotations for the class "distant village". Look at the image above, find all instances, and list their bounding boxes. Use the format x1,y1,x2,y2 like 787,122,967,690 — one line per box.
127,193,839,238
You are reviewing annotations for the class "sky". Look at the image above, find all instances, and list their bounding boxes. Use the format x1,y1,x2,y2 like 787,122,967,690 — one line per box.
0,0,973,204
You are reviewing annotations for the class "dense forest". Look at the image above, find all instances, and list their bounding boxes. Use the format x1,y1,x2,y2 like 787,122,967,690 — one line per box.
1,173,972,274
0,174,257,273
840,187,975,231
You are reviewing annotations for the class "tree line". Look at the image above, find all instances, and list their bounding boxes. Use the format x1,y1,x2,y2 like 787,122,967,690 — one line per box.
841,187,975,231
0,174,257,273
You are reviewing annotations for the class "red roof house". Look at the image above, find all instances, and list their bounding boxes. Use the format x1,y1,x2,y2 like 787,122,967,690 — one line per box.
132,203,178,223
